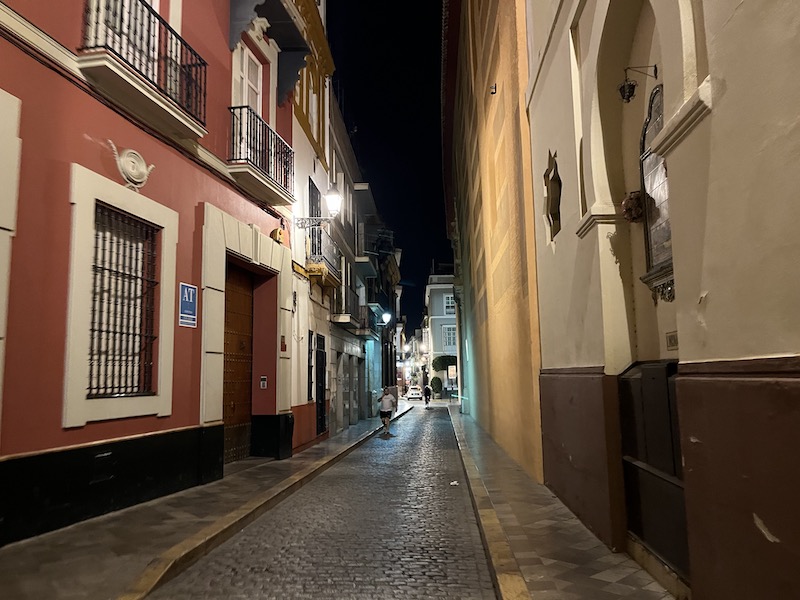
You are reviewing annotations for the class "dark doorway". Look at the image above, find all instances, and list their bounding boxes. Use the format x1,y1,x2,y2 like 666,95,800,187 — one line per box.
223,263,254,464
315,334,327,435
619,361,690,581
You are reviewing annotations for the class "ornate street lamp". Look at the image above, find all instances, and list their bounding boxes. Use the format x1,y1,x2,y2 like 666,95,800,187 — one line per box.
295,185,342,228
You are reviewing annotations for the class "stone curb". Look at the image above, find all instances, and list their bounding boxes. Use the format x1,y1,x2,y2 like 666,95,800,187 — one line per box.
448,406,530,600
118,406,414,600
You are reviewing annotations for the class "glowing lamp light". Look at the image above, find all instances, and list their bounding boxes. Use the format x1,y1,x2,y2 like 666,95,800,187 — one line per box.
381,312,392,325
324,185,342,218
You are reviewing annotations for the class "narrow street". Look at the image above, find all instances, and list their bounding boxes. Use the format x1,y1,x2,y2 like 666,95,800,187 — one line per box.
150,407,496,600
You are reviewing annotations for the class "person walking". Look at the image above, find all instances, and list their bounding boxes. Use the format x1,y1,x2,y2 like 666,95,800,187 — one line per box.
378,387,397,433
423,384,432,408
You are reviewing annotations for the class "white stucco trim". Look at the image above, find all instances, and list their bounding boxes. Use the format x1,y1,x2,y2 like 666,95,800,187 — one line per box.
200,203,293,424
0,88,22,446
64,164,178,427
651,75,712,157
168,0,182,34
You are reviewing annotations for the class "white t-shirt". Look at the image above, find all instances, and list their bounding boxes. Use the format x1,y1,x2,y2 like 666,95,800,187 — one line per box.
379,393,396,411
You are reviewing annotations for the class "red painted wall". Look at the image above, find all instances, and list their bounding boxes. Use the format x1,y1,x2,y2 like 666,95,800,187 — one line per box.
180,0,235,160
3,0,85,51
276,96,293,145
0,36,284,456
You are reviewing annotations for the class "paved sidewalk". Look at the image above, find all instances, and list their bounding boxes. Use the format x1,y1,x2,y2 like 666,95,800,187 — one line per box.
0,403,412,600
449,406,675,600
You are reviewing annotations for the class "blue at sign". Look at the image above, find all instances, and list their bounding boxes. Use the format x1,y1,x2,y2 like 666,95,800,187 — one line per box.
179,283,198,328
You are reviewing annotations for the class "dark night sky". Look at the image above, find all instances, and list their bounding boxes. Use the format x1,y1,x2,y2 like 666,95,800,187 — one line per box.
326,1,453,333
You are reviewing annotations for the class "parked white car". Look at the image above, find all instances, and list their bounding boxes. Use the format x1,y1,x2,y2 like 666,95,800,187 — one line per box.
406,385,423,400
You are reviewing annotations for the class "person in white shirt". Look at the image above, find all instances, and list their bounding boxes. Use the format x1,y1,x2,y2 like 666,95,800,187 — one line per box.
378,387,397,434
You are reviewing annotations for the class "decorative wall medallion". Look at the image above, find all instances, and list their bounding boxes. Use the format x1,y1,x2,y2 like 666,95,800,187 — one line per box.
622,190,644,223
109,140,155,192
543,150,562,240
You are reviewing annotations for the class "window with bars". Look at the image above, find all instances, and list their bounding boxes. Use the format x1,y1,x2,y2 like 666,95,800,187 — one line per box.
444,294,456,315
89,202,160,398
442,325,457,350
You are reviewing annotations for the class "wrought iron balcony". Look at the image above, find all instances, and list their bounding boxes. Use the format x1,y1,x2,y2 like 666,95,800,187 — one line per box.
80,0,207,129
356,305,380,339
306,227,342,286
229,106,294,200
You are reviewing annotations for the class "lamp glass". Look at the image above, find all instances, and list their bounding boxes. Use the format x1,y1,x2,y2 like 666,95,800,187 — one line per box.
325,186,342,218
381,312,391,324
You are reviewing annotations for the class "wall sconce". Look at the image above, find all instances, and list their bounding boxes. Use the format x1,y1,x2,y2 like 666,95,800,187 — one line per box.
295,184,342,228
618,65,658,103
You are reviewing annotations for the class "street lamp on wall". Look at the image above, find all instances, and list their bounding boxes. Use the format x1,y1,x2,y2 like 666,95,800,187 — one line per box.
295,184,342,228
618,65,658,103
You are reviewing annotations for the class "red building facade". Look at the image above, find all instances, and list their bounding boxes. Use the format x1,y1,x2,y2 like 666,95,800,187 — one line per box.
0,0,321,544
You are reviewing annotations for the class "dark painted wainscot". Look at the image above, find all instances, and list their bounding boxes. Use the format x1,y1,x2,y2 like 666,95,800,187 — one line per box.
0,425,223,546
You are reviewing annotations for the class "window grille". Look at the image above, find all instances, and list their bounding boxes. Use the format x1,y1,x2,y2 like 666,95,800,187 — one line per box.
89,202,160,398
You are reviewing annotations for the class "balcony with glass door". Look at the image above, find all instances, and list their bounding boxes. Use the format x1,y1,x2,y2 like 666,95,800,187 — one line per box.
77,0,207,139
228,106,295,206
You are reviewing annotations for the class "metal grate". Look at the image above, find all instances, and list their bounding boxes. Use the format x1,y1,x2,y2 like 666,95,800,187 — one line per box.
229,106,294,195
81,0,207,124
89,202,160,398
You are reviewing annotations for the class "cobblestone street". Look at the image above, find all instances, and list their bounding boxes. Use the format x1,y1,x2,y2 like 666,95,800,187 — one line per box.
151,407,496,600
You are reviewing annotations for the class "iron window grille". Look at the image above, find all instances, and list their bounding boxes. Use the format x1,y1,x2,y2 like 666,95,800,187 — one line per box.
89,202,160,398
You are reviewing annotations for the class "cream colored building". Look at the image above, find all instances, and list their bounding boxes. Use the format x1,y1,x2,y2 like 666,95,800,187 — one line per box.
446,0,800,597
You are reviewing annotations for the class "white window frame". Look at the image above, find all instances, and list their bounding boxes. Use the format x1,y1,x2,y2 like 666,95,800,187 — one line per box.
442,325,457,350
233,42,263,115
444,293,456,315
64,164,178,427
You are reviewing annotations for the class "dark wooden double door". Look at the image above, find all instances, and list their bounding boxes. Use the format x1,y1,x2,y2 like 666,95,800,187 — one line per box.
619,361,689,581
223,264,254,464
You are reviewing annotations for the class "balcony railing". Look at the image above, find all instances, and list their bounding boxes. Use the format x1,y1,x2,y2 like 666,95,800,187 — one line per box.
308,227,342,280
334,285,359,317
229,106,294,196
82,0,207,124
358,305,379,337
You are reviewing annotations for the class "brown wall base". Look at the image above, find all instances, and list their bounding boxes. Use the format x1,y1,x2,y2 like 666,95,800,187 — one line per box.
292,402,320,449
540,367,626,550
677,358,800,600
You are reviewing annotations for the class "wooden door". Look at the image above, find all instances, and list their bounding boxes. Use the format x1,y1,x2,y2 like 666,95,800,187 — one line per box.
223,263,254,464
619,362,689,580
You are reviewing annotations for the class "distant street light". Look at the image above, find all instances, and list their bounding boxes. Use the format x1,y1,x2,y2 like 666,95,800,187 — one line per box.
382,312,391,325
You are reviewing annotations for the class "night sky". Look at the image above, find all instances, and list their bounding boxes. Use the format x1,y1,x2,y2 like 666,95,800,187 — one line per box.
327,1,453,333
